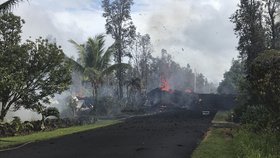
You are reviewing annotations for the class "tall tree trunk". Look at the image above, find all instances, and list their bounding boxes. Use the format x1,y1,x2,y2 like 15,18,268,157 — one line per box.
93,85,98,103
0,110,6,122
41,114,45,130
269,6,276,49
92,82,98,102
117,48,123,99
126,85,129,99
144,58,148,94
0,101,10,122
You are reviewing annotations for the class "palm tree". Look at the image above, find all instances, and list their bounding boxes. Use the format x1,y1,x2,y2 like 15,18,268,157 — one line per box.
0,0,25,13
69,34,130,101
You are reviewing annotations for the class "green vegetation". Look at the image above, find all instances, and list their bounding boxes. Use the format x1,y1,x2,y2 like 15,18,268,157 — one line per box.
69,35,130,101
102,0,136,99
192,111,234,158
0,13,72,122
0,0,25,13
217,59,244,95
0,4,216,123
212,111,231,122
233,128,280,158
193,111,280,158
250,50,280,123
193,127,280,158
0,120,120,149
213,1,280,157
229,0,280,132
192,128,234,158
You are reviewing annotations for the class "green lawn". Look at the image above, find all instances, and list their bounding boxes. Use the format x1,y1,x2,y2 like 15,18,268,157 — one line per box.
192,128,234,158
192,111,235,158
212,111,231,122
192,110,280,158
0,120,120,149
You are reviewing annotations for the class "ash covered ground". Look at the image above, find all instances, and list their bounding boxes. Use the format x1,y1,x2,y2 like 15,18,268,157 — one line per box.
1,109,215,158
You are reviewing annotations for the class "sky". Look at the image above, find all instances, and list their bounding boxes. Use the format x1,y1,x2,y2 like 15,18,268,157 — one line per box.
2,0,240,84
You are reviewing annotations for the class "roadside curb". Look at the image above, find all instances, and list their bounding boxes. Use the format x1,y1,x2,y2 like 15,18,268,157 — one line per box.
0,142,32,152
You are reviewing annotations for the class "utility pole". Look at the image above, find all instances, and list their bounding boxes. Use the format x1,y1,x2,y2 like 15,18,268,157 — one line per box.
194,69,197,93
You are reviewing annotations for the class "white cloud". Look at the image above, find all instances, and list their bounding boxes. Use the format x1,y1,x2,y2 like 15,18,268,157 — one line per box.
5,0,239,83
132,0,239,83
12,0,106,58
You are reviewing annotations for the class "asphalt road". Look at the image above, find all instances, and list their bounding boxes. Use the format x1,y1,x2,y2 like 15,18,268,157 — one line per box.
0,109,215,158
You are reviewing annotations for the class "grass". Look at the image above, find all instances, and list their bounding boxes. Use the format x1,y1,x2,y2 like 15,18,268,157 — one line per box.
192,111,280,158
0,120,120,149
233,128,280,158
212,111,231,122
192,128,234,158
192,111,235,158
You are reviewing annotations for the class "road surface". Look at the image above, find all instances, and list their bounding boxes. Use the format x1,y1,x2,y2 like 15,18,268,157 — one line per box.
0,109,215,158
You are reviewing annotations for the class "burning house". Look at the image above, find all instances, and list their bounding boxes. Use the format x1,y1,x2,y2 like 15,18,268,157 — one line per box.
147,75,198,111
73,96,95,116
147,75,236,113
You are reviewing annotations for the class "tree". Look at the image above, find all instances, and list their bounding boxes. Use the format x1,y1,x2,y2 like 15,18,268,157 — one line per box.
125,77,141,105
69,34,129,101
196,73,206,93
230,0,265,72
238,49,280,131
230,0,267,115
0,13,72,121
137,48,214,93
250,50,280,115
217,59,245,94
0,0,25,13
102,0,136,99
129,33,153,93
262,0,280,49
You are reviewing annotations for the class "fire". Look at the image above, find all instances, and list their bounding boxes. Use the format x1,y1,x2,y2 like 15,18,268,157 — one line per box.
161,79,170,91
185,88,193,93
160,75,173,93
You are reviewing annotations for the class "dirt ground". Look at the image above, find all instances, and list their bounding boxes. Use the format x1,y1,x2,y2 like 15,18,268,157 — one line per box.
0,109,215,158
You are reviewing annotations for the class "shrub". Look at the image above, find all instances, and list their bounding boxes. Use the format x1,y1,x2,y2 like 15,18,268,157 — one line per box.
234,128,280,158
249,50,280,131
0,122,17,137
235,50,280,132
11,116,22,133
21,121,34,134
240,105,270,132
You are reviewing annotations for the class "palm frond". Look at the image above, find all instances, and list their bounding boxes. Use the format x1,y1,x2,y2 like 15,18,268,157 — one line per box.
85,34,110,70
96,34,106,58
84,67,101,82
86,37,98,68
0,0,25,13
84,67,100,76
100,44,115,69
70,34,120,91
65,56,85,73
68,39,86,66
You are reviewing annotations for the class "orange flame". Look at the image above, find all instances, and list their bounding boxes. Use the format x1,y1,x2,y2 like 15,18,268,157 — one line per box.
161,79,171,91
185,88,193,93
160,75,173,93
